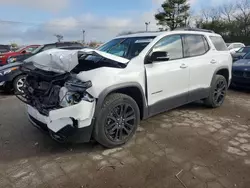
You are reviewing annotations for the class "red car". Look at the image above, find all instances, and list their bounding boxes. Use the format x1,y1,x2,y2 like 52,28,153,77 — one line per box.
0,45,40,66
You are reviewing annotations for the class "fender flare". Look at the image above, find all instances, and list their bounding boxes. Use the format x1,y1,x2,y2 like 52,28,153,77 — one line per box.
93,82,148,119
210,66,230,86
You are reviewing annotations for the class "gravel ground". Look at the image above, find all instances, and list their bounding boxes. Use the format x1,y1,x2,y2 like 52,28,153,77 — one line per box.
0,89,250,188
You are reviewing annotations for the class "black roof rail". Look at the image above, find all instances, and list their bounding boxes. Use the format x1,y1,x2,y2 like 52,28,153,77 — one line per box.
174,27,215,33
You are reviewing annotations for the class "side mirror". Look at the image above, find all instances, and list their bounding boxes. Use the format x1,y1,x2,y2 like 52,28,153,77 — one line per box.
21,50,26,54
238,55,243,59
150,51,170,62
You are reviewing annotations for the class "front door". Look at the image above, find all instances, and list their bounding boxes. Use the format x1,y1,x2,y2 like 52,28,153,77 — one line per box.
145,34,190,116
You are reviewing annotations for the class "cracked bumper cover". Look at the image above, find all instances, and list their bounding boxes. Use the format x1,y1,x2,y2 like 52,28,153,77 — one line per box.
27,100,96,143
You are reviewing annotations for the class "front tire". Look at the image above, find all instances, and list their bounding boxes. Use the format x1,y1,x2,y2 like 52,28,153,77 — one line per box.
13,75,26,94
93,93,140,148
204,75,227,108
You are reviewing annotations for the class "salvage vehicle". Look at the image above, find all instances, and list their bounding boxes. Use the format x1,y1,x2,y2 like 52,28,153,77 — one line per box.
231,46,250,62
17,29,232,148
0,45,40,66
231,52,250,89
0,45,85,93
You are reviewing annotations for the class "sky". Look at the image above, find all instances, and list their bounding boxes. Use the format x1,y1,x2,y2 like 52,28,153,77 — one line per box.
0,0,232,45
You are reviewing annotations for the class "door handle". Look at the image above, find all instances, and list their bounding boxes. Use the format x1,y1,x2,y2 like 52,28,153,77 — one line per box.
180,64,188,69
210,59,217,64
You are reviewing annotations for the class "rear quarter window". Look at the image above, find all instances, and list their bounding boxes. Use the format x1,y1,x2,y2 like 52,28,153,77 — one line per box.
209,36,228,51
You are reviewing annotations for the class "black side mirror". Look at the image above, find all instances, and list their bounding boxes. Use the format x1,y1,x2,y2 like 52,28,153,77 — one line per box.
150,51,170,62
238,55,243,59
22,50,26,54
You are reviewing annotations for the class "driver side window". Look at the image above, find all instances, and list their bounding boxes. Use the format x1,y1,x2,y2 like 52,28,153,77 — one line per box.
152,35,183,60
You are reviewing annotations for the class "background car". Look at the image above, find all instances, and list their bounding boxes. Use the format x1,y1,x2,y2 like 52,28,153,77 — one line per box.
227,42,245,54
7,42,84,64
232,46,250,62
0,45,85,93
0,45,40,66
0,45,11,54
231,52,250,89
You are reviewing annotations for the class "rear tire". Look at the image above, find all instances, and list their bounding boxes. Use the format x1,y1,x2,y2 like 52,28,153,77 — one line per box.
93,93,140,148
204,75,227,108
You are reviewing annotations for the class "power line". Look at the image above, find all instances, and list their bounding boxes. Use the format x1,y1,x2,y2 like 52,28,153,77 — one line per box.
0,19,149,30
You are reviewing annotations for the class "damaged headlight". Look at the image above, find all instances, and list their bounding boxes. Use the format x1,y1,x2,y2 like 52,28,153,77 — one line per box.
59,78,94,107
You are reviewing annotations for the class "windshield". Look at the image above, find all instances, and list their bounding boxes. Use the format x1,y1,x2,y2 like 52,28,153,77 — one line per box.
15,46,26,52
243,52,250,59
31,45,44,54
237,47,250,53
97,36,155,60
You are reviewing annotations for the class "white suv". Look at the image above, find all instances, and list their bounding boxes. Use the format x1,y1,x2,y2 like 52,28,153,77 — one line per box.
18,29,232,148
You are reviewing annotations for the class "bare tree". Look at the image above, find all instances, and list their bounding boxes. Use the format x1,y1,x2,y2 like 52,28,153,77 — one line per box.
234,0,250,36
219,2,236,22
54,34,63,42
201,9,210,23
209,8,221,21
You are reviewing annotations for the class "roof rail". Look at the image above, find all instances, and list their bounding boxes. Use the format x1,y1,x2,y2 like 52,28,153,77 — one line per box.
174,27,215,33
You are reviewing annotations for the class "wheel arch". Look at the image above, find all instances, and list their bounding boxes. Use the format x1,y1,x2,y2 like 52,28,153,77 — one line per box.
94,82,148,120
211,66,230,87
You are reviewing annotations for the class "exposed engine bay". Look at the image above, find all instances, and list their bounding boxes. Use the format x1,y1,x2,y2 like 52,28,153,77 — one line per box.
18,67,93,116
15,48,130,143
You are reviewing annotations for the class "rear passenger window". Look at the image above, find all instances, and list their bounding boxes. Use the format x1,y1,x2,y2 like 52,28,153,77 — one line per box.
209,36,228,51
184,35,209,57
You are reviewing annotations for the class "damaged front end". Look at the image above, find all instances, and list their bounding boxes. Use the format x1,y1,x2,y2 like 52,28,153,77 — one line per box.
17,48,129,143
18,66,96,143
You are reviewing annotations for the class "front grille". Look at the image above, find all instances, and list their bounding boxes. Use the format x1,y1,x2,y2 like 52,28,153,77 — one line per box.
233,70,250,78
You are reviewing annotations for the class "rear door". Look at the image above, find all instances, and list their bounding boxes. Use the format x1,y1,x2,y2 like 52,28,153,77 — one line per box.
182,34,215,101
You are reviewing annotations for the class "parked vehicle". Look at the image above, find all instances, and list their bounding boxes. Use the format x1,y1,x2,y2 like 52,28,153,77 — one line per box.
231,52,250,89
227,43,245,54
0,45,85,93
232,46,250,62
6,42,83,64
0,45,11,54
17,29,232,148
0,45,40,66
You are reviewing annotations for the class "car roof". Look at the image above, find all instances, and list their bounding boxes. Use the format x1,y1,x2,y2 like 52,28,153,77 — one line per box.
115,30,221,39
43,42,83,46
116,32,164,39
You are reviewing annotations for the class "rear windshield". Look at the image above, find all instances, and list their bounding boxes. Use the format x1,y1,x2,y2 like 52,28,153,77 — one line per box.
210,36,228,51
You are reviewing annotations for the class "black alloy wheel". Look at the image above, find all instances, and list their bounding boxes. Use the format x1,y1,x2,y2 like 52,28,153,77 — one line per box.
213,79,227,106
105,103,136,142
93,93,140,148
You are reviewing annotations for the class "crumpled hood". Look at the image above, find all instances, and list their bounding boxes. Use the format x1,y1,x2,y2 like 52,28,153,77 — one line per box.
25,48,130,73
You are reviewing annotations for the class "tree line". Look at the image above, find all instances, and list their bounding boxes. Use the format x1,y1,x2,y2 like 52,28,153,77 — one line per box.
155,0,250,44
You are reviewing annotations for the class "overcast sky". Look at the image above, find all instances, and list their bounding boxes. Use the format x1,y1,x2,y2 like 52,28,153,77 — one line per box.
0,0,233,45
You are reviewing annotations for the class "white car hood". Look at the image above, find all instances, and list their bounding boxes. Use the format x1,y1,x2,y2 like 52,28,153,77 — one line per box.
27,48,129,73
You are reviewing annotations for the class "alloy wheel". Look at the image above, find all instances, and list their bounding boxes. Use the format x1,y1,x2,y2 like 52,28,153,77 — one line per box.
105,103,136,142
16,77,26,93
213,80,226,106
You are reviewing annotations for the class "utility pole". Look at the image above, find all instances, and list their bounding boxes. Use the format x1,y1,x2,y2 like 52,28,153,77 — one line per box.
82,30,85,44
145,22,150,32
54,34,63,42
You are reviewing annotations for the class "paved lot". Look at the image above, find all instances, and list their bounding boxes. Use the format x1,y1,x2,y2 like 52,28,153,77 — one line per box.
0,90,250,188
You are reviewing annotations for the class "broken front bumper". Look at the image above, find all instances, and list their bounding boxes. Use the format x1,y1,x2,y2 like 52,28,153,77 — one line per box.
27,100,96,143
